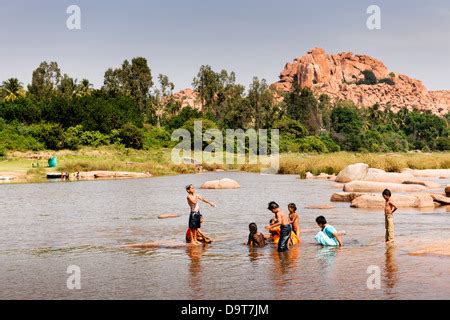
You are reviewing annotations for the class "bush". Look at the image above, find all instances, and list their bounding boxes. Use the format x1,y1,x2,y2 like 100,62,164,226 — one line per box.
166,107,202,130
0,144,6,157
435,137,450,151
27,123,65,150
319,133,341,152
297,136,329,153
119,123,144,149
274,117,308,139
144,126,173,150
357,70,377,85
80,130,110,147
0,124,44,151
63,125,83,150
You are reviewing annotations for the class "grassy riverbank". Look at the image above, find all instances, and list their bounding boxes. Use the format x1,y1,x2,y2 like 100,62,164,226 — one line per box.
1,147,450,183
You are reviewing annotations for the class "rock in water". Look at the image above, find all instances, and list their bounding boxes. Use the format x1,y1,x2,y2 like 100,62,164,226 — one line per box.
305,204,336,210
330,192,369,202
201,178,240,189
430,194,450,205
344,181,427,193
158,214,180,219
351,194,434,209
335,163,369,183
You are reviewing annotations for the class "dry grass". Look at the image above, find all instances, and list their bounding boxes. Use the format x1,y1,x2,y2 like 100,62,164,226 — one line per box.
277,152,450,177
2,147,450,180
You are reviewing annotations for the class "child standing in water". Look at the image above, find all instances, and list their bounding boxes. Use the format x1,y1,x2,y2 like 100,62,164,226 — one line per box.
314,216,343,247
247,223,266,247
265,202,291,252
288,203,300,245
383,189,398,244
186,184,216,245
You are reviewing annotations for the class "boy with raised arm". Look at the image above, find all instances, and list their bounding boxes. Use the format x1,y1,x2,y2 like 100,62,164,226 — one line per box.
186,184,216,245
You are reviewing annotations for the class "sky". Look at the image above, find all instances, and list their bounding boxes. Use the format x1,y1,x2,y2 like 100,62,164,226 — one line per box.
1,0,450,91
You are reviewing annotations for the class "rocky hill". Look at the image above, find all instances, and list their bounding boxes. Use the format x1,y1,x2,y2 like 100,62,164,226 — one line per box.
271,48,450,115
171,48,450,115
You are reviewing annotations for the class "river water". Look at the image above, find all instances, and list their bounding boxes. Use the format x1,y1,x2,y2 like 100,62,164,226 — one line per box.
0,172,449,300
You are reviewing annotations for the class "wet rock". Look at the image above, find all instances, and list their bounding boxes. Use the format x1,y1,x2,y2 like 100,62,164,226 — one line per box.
330,192,368,202
158,214,181,219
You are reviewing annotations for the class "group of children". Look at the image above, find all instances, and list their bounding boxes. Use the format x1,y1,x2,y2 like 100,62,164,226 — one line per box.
185,183,399,250
248,201,342,252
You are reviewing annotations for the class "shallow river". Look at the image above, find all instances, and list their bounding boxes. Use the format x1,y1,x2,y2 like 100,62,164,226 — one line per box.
0,172,449,300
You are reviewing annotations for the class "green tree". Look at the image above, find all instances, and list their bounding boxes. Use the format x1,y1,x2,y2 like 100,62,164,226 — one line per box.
102,57,153,112
192,65,222,114
331,101,364,151
28,61,61,100
0,78,25,102
247,77,279,131
286,81,321,134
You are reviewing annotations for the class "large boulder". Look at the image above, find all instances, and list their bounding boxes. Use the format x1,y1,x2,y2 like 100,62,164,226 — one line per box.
335,163,369,183
363,168,415,184
403,169,450,178
201,178,240,189
430,194,450,205
343,181,427,193
402,180,440,189
330,192,368,202
351,194,434,208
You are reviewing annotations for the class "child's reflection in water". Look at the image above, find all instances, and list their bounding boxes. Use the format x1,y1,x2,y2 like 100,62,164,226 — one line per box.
384,244,398,291
186,244,208,299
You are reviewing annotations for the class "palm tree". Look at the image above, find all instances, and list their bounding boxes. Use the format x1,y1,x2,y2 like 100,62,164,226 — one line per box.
0,78,25,102
76,79,94,97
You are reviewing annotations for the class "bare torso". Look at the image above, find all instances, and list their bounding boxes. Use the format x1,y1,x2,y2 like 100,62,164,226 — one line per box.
276,210,290,225
187,194,200,212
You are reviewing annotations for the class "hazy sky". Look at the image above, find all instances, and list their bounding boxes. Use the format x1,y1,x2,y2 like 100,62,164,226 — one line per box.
1,0,449,91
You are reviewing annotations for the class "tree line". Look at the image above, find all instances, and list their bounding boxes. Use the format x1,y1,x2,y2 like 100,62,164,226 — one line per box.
0,58,449,155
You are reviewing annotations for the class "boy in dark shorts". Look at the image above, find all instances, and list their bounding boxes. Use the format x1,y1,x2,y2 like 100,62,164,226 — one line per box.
186,184,216,245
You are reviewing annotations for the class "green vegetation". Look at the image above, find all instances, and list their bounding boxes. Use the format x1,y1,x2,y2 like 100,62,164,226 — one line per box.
357,69,395,86
0,59,448,169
